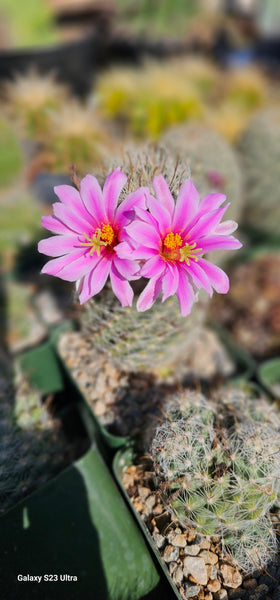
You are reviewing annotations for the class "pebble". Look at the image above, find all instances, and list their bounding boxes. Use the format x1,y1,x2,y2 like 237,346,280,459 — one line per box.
206,565,218,579
185,544,201,556
163,544,180,563
199,550,218,565
183,556,208,585
152,532,165,549
214,590,228,599
184,583,201,598
249,585,269,600
220,565,242,589
173,566,184,586
243,580,258,590
172,533,187,548
207,579,221,593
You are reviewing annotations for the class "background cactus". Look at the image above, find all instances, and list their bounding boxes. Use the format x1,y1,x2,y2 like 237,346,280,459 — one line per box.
238,108,280,239
83,145,208,378
151,388,280,573
0,360,82,514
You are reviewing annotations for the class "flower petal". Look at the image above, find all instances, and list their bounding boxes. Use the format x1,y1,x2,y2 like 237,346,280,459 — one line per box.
176,269,195,317
110,263,133,307
137,275,163,312
198,235,242,253
53,203,92,235
79,257,112,303
115,187,148,227
152,174,174,216
187,203,230,239
41,249,86,279
54,185,91,222
184,261,213,296
113,256,140,280
126,221,160,250
50,251,99,282
147,194,171,235
162,264,179,302
173,179,200,232
114,241,135,259
38,235,78,257
140,255,166,278
197,258,229,293
80,174,106,224
103,168,127,222
214,220,238,235
41,215,74,235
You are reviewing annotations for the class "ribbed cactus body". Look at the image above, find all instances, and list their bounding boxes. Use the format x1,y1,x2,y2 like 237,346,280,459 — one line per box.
238,108,280,238
151,389,280,572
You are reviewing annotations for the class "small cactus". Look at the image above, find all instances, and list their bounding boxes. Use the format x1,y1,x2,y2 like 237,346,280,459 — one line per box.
151,388,280,572
0,361,75,514
238,108,280,239
83,145,208,377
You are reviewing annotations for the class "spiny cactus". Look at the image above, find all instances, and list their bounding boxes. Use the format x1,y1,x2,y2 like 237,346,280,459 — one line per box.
151,389,280,572
161,122,243,228
0,361,74,514
83,145,208,377
238,108,280,239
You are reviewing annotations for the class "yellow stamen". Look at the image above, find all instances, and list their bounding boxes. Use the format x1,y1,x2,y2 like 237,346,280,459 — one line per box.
179,242,202,265
100,223,115,245
163,232,183,250
80,229,107,256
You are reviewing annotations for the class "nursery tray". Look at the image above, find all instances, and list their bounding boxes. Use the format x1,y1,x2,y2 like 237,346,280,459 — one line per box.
114,446,180,600
1,339,162,600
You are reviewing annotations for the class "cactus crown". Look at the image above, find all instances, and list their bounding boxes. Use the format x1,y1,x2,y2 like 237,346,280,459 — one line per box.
151,389,280,572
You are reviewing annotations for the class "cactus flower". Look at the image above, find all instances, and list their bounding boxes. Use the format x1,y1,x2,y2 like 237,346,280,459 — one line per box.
38,168,148,305
126,175,242,316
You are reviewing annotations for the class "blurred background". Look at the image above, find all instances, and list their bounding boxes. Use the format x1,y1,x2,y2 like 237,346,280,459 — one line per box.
0,0,279,357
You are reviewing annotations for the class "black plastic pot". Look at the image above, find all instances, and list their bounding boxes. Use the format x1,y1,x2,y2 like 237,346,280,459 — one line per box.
0,30,98,98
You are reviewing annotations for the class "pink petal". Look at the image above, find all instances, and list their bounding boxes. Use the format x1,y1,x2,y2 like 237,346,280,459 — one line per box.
115,187,148,226
50,250,102,282
80,174,106,224
110,263,133,307
38,235,78,257
187,203,230,239
184,261,213,296
176,269,195,317
53,203,93,235
147,194,171,236
173,179,200,232
162,264,179,302
113,256,140,280
140,255,166,278
137,275,163,312
41,215,74,235
79,257,112,303
41,249,86,278
198,193,226,214
126,222,160,250
198,235,242,253
152,175,174,216
130,247,158,260
114,241,135,259
54,185,91,222
197,258,229,294
103,168,127,222
214,220,238,235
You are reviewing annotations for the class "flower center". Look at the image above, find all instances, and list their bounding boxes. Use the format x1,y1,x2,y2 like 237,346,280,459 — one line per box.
161,231,202,264
80,223,117,256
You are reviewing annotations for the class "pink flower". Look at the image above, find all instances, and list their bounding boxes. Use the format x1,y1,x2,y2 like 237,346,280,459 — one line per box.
38,168,148,305
126,175,242,316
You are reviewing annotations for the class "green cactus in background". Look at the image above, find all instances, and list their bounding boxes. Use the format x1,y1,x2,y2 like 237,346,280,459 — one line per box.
83,145,208,377
238,108,280,239
151,388,280,572
0,361,74,514
161,122,243,227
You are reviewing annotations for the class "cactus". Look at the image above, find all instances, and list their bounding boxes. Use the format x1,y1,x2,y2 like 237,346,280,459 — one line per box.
238,108,280,239
0,361,74,514
83,145,208,377
161,122,243,227
151,388,280,572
